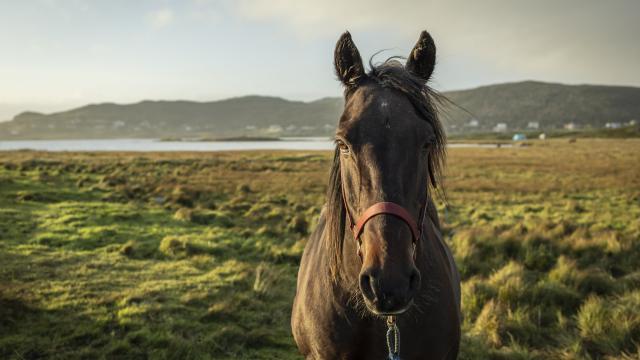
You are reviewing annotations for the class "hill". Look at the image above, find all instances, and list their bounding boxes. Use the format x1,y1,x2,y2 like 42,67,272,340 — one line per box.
1,81,639,139
444,81,640,132
0,96,343,140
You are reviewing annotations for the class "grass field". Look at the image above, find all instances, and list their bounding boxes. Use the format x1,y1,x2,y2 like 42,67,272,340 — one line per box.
1,139,639,359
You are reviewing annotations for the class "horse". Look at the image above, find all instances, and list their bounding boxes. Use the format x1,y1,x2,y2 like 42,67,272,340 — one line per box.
291,31,461,359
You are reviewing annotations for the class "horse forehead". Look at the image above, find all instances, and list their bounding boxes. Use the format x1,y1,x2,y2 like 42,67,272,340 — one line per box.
344,87,416,129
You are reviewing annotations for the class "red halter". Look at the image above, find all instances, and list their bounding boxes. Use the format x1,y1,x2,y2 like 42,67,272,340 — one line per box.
341,186,427,244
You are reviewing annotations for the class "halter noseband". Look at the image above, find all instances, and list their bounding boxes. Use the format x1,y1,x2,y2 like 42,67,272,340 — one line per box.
341,186,428,245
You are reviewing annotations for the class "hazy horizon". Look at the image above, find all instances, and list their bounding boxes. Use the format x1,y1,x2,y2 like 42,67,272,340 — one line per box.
4,78,640,123
1,0,639,121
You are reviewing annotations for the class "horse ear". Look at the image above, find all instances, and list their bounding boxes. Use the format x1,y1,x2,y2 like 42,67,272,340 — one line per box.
334,31,365,88
406,30,436,81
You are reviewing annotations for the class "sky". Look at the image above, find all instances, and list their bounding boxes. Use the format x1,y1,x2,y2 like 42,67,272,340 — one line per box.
1,0,639,121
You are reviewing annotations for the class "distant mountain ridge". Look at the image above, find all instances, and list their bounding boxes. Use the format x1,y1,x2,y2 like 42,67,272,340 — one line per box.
1,81,639,139
444,81,640,132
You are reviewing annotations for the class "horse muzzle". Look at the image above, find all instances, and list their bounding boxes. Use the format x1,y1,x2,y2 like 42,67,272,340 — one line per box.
359,265,421,315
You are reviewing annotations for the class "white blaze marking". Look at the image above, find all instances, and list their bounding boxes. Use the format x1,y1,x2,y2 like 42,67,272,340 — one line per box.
380,101,391,128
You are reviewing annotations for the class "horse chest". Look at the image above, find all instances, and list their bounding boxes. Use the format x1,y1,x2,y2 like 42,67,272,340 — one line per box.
293,271,458,359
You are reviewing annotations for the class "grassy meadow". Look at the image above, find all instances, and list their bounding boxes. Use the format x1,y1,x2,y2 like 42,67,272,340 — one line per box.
1,139,639,359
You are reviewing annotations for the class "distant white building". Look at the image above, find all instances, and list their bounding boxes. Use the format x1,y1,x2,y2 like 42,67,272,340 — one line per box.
605,122,622,129
629,119,637,126
468,119,479,127
527,121,539,129
267,125,283,133
245,125,257,131
493,123,508,132
564,122,577,130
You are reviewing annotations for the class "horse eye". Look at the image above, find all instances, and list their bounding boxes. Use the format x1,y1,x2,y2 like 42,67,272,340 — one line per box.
337,141,350,155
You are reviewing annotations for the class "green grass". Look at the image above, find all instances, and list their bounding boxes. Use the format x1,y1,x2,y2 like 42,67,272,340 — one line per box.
1,139,639,359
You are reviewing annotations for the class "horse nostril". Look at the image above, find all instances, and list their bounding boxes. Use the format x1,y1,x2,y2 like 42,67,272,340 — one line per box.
359,269,379,303
409,268,421,295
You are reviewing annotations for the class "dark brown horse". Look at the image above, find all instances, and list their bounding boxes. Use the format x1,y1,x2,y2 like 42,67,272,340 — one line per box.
291,31,461,359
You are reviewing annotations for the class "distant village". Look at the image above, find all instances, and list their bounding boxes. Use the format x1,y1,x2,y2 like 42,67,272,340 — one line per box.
241,123,336,137
237,118,640,139
446,117,639,140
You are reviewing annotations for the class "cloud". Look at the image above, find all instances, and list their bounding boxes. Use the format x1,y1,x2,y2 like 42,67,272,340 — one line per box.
147,7,174,28
230,0,640,87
